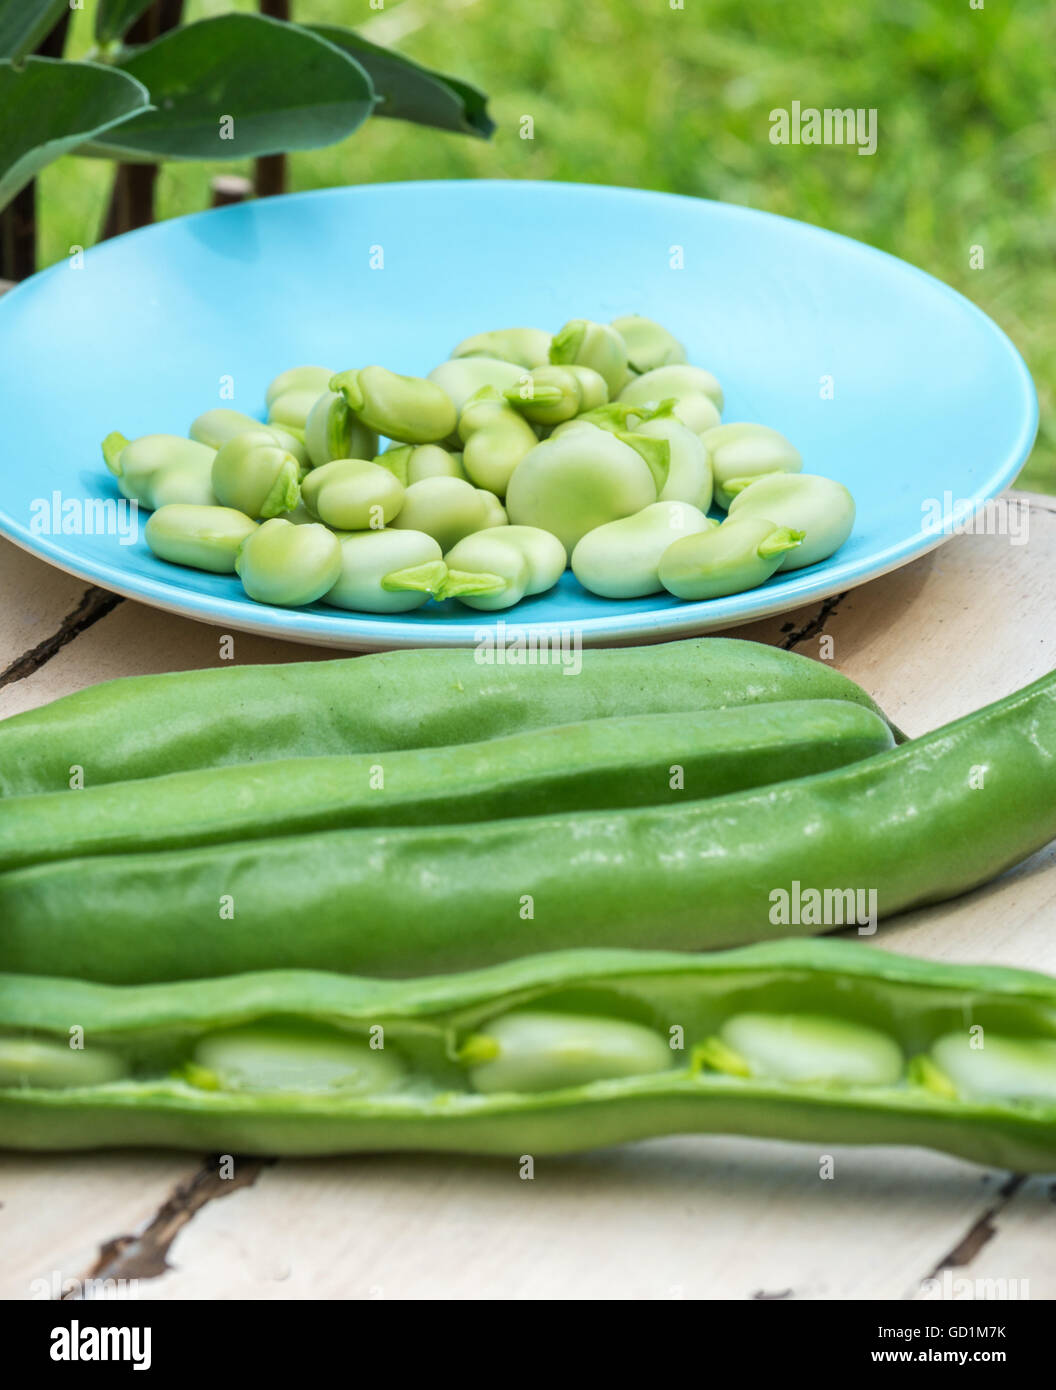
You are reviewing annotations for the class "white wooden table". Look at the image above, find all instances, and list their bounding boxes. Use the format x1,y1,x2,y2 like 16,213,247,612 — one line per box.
2,495,1055,1301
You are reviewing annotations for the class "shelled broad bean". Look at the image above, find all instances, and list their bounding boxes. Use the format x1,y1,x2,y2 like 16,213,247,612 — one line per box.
2,940,1055,1170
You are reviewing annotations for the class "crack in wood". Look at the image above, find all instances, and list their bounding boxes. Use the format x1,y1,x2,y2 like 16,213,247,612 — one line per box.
777,591,847,651
66,1155,272,1294
0,586,123,692
918,1173,1024,1288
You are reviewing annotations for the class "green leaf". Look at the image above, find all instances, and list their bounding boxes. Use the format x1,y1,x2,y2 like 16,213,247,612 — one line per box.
0,0,68,61
94,0,158,48
306,24,494,139
85,13,375,162
0,56,150,211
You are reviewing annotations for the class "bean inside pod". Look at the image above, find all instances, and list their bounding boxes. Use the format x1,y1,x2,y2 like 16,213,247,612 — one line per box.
3,940,1056,1170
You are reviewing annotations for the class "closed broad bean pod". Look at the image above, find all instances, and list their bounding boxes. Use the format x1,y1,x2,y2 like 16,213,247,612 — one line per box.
235,517,342,607
727,472,856,570
702,422,803,510
457,388,539,498
4,940,1056,1170
659,517,803,600
300,459,404,531
441,531,532,610
379,443,468,486
189,411,309,468
611,314,687,374
102,432,217,511
573,501,714,599
427,357,524,412
304,391,379,469
619,363,724,412
390,476,495,551
331,366,457,445
505,426,657,553
634,415,713,509
324,528,444,614
0,636,899,795
451,327,552,370
0,701,895,871
211,430,301,519
264,365,333,408
504,364,609,426
549,318,631,395
144,504,258,574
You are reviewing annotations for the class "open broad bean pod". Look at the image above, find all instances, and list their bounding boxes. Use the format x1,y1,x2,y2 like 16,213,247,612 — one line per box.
2,940,1055,1170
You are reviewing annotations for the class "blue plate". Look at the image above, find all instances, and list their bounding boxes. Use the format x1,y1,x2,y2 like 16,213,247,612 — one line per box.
0,181,1037,649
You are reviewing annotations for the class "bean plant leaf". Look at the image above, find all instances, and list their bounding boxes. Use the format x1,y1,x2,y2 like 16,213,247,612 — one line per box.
94,0,158,47
83,13,375,162
0,56,150,211
0,0,69,61
306,24,494,139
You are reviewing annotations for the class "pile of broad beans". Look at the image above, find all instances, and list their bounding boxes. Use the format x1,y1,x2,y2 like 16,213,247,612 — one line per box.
103,315,854,614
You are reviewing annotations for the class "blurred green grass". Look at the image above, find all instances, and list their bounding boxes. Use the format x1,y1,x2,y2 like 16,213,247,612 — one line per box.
40,0,1055,490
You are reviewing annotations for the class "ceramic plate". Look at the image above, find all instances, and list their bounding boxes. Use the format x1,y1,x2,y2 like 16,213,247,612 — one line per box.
0,180,1037,648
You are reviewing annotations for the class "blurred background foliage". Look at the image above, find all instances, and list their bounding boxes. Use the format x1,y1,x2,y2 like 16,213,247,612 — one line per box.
43,0,1055,489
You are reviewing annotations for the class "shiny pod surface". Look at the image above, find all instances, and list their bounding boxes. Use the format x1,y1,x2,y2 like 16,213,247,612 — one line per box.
0,700,894,871
0,637,896,796
3,939,1056,1170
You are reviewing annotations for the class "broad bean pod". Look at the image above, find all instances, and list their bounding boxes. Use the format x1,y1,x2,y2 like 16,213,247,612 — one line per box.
0,637,895,795
2,667,1049,981
2,940,1055,1170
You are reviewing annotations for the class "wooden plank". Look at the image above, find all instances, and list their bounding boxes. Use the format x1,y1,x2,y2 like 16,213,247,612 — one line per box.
123,1143,1053,1301
0,1152,197,1301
